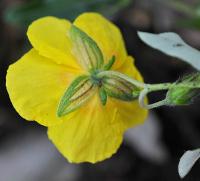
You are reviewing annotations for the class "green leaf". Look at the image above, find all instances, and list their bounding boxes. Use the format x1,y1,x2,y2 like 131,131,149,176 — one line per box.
178,149,200,178
4,0,131,27
176,17,200,30
69,25,104,71
138,31,200,70
57,75,96,117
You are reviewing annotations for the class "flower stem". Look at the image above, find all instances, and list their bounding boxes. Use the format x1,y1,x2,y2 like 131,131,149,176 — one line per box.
138,87,168,109
139,82,200,109
98,70,200,109
146,83,172,92
146,82,200,91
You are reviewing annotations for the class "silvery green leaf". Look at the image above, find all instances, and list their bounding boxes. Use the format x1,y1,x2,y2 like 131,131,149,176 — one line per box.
57,75,96,117
138,31,200,70
69,25,104,71
178,149,200,178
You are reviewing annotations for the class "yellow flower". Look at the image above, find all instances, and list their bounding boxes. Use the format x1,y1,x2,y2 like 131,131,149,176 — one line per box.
6,13,148,163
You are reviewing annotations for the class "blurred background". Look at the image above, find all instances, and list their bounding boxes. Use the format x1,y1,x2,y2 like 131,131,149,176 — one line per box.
1,0,200,180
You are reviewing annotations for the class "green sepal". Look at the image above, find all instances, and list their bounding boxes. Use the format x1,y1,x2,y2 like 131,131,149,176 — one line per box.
101,72,140,101
166,73,200,105
132,90,141,97
103,56,116,70
99,87,107,106
69,25,104,71
57,75,96,117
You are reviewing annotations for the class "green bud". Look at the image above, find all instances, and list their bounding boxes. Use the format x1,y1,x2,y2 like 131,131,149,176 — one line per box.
57,75,96,117
166,73,200,105
101,72,141,101
69,25,104,71
166,87,197,105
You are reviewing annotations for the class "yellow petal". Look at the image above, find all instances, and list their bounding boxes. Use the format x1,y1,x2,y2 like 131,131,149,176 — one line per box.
27,16,81,70
48,56,147,163
115,56,141,79
6,49,81,126
48,93,124,163
111,99,148,131
74,13,127,69
112,56,148,130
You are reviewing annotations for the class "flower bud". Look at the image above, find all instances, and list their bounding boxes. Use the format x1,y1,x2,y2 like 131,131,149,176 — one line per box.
166,73,200,105
166,87,198,105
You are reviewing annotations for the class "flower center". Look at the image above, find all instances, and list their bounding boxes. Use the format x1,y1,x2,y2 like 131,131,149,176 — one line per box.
90,69,102,86
89,55,116,87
